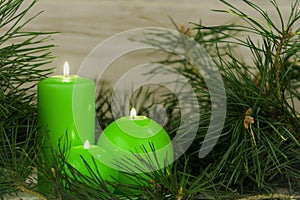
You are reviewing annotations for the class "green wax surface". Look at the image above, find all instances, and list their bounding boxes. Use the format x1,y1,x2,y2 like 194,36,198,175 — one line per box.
66,145,119,192
38,75,95,159
97,115,174,186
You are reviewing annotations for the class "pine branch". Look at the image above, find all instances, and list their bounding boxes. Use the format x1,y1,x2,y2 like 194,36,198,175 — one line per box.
0,0,56,198
125,0,300,198
274,26,295,102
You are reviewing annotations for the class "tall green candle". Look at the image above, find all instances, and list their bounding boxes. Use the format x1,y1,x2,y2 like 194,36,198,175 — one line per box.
38,61,95,161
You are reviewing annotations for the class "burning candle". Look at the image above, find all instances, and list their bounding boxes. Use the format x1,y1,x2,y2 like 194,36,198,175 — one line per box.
38,61,95,161
97,108,173,188
66,140,119,192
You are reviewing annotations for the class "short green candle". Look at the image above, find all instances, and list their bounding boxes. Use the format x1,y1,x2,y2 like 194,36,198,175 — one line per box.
97,108,174,188
66,140,119,193
37,62,95,161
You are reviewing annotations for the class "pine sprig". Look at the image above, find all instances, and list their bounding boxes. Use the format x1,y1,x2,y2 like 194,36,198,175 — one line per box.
0,0,56,198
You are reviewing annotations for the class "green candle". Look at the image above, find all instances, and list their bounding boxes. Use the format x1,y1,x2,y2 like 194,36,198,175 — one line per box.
97,108,173,188
38,61,95,161
66,140,119,193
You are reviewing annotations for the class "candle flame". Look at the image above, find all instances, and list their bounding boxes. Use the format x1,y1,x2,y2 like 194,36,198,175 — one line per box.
130,108,137,119
84,140,90,149
63,61,70,76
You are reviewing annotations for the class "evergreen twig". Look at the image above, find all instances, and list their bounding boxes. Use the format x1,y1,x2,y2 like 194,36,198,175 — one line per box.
0,0,55,198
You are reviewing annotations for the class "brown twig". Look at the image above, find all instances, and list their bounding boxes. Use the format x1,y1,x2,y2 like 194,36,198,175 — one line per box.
274,27,295,101
13,183,48,200
176,187,184,200
238,193,298,200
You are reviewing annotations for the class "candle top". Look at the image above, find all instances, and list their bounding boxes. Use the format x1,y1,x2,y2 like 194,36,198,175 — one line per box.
40,61,93,84
129,108,147,120
38,61,95,85
104,108,165,138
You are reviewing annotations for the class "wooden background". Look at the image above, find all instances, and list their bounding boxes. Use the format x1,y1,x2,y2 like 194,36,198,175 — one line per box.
25,0,290,75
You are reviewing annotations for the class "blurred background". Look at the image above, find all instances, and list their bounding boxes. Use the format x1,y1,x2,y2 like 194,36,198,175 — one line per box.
25,0,290,76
